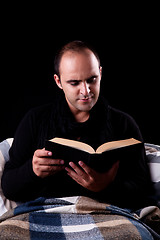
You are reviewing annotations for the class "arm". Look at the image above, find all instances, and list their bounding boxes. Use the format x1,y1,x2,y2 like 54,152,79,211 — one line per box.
108,144,151,208
65,142,150,209
32,149,64,178
66,109,151,208
1,110,40,201
1,109,64,202
103,110,152,208
65,160,119,192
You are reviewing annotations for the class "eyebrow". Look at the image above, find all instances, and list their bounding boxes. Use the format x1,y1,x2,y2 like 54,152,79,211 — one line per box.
66,75,98,83
66,79,81,83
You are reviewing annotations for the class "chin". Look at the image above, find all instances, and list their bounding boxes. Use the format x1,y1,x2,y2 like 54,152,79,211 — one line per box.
78,102,96,112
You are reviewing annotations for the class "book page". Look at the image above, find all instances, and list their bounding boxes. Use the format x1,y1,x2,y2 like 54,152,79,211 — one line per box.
50,137,95,154
96,138,141,154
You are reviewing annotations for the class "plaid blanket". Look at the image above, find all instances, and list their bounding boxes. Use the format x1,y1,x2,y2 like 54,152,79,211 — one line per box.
0,196,159,240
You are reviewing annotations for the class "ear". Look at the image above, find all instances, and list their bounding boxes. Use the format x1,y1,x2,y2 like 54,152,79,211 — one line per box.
99,66,102,78
54,74,63,89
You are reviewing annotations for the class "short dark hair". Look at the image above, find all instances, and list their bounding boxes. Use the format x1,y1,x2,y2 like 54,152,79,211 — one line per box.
54,40,100,78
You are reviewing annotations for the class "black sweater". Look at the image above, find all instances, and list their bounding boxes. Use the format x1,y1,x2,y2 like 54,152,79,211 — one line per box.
2,95,151,209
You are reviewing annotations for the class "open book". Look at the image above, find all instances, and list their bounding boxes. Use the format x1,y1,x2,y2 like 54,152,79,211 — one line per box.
45,137,142,172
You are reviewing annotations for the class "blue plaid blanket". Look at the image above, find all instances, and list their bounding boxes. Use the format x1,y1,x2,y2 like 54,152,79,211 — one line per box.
0,196,160,239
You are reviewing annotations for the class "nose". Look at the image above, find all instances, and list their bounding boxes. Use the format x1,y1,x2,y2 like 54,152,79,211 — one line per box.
80,82,90,96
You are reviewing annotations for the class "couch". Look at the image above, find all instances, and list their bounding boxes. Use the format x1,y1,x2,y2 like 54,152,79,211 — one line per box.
0,138,160,239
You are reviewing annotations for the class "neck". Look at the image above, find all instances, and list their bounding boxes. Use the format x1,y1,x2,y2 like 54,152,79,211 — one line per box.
69,105,90,122
65,97,90,122
74,111,90,123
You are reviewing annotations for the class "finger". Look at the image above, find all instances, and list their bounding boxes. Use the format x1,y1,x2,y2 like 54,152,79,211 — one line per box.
65,162,89,184
40,164,65,173
106,160,119,180
36,165,65,178
34,149,52,158
39,158,64,166
78,161,94,176
66,168,85,185
68,162,86,177
111,160,119,171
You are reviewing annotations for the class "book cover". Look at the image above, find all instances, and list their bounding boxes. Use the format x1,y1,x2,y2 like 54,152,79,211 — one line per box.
45,138,143,172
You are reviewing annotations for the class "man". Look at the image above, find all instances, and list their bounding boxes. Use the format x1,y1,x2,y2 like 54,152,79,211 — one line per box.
2,41,151,209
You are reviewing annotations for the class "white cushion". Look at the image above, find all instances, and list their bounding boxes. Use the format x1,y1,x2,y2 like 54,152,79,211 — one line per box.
0,138,18,216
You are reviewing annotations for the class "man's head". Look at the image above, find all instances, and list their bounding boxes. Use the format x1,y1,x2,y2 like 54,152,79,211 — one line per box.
54,41,102,121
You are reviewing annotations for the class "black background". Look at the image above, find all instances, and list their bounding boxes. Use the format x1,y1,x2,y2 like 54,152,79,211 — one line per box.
1,4,159,144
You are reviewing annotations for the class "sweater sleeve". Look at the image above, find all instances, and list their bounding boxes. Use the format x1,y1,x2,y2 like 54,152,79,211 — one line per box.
97,108,152,209
108,143,151,209
1,109,45,202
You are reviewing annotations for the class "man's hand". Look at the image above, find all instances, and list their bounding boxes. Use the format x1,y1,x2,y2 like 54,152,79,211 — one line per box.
65,160,119,192
32,148,65,178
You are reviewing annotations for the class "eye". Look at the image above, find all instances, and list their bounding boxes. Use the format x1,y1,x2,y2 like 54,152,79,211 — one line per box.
87,77,97,84
67,80,80,86
70,81,80,86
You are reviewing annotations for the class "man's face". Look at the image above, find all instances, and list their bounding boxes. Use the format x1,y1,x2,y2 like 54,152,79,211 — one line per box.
54,50,102,117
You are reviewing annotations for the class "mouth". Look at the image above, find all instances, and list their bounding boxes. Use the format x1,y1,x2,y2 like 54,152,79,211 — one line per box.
79,97,93,102
78,94,94,102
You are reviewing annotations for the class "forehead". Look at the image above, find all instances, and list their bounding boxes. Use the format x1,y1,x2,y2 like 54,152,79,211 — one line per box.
59,50,100,79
